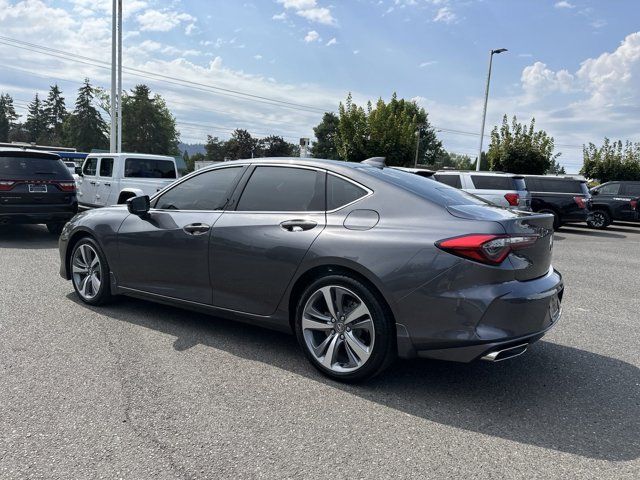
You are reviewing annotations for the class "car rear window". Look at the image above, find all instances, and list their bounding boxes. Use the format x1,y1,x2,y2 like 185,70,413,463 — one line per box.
434,174,462,188
470,175,516,190
525,177,584,194
0,155,71,179
124,158,176,179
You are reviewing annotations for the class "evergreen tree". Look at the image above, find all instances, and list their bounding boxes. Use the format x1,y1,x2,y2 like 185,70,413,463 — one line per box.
43,84,68,145
225,129,258,159
205,135,227,162
0,93,19,142
258,135,298,157
63,78,109,151
311,112,339,159
121,84,179,155
25,93,47,143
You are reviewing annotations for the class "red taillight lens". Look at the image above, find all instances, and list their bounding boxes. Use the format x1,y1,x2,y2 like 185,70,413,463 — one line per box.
630,199,638,211
573,196,586,209
436,234,538,266
0,180,16,191
504,193,519,207
57,181,76,192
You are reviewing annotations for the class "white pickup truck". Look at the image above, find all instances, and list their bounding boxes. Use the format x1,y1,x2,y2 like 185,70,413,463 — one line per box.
77,153,179,208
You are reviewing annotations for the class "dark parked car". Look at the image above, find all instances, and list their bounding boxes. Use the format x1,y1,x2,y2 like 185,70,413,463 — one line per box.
0,148,78,234
587,181,640,229
522,175,591,229
59,158,563,381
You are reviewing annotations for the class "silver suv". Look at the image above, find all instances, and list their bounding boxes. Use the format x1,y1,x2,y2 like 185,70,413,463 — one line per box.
433,171,531,210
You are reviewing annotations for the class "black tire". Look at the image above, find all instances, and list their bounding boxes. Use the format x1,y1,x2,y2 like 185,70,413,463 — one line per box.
46,222,65,235
587,209,611,229
69,237,113,305
538,209,560,230
294,275,395,382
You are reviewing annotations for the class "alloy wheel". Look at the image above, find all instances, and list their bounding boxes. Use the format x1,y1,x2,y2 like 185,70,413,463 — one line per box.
590,211,606,228
302,285,375,373
72,244,102,300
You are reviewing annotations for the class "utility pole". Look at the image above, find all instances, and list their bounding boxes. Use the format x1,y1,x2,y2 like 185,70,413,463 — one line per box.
117,0,122,153
477,48,507,171
110,0,116,153
413,128,421,168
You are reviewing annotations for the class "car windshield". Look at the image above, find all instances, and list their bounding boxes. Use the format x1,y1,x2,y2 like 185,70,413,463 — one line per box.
366,167,491,207
0,155,71,179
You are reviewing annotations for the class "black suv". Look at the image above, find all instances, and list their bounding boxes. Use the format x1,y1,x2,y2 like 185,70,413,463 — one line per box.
522,175,591,230
0,149,78,234
587,181,640,229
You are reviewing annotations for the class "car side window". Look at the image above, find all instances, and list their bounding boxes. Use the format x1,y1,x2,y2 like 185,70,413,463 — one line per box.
236,166,325,212
327,174,368,210
470,175,514,190
82,157,97,176
125,158,176,179
434,174,461,189
622,183,640,196
598,183,620,195
99,158,114,177
154,167,243,211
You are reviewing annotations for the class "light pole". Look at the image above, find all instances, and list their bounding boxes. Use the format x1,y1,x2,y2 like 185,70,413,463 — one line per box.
476,48,507,171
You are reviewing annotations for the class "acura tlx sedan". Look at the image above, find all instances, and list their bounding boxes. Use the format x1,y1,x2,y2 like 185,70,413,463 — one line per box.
59,157,563,382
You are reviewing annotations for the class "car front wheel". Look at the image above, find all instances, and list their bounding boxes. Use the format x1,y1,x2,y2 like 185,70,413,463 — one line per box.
70,237,112,305
295,275,395,382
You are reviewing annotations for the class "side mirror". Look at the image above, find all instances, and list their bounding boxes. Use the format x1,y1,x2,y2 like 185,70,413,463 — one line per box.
75,167,83,176
127,195,150,216
591,189,599,196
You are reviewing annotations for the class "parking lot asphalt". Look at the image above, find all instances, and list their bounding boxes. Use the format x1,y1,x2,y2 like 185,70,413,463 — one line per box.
0,223,639,480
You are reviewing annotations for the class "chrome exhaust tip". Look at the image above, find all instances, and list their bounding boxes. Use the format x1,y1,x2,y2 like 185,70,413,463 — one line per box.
481,343,528,362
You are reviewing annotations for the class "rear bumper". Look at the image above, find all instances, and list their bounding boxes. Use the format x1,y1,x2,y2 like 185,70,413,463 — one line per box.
396,267,564,361
0,207,77,225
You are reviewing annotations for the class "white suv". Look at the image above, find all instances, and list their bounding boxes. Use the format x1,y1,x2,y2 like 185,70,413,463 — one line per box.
433,171,531,210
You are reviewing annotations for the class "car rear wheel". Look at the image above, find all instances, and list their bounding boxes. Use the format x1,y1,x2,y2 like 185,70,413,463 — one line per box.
46,222,65,235
587,210,611,229
70,237,112,305
295,275,395,382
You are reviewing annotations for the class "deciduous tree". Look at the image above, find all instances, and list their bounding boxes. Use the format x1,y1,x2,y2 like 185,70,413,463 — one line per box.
582,138,640,182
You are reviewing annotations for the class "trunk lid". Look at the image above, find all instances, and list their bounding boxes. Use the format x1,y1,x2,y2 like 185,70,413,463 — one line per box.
447,204,555,280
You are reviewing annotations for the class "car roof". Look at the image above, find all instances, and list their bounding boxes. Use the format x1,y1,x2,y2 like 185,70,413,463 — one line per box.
523,174,587,182
435,170,519,177
86,152,176,160
0,147,60,159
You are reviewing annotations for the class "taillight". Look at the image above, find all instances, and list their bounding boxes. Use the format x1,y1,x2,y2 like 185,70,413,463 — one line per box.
573,196,586,209
0,180,16,191
504,193,519,207
57,181,76,192
436,234,538,266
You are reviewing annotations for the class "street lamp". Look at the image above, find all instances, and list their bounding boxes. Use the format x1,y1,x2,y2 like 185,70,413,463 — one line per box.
476,48,507,171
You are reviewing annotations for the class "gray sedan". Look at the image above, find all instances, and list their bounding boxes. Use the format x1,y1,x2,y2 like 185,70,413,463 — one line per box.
59,157,563,382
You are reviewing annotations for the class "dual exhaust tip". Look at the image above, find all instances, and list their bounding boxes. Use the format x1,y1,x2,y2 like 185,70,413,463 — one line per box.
481,343,528,362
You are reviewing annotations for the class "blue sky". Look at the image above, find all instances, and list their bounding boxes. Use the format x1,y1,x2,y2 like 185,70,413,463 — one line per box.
1,0,639,171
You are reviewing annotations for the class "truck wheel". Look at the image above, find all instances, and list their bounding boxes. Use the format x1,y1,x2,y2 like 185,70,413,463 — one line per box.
587,210,611,229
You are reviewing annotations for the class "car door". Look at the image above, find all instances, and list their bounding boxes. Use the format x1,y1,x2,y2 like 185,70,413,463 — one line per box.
95,157,115,206
618,183,640,220
210,165,326,316
593,182,622,218
116,165,246,304
78,156,98,206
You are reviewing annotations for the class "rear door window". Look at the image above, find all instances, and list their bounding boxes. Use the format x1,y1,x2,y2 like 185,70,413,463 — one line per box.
237,166,325,212
621,183,640,196
99,158,114,177
124,158,176,179
82,157,98,176
434,174,461,188
470,175,515,190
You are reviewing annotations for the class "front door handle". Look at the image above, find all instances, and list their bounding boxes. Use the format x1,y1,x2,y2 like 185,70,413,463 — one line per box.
280,219,317,232
183,223,211,235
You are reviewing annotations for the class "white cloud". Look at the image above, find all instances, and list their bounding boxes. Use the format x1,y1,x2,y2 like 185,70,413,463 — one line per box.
521,61,575,95
433,7,456,24
554,1,575,9
590,19,607,29
272,12,287,20
277,0,336,26
419,61,437,68
254,54,263,60
353,50,360,55
304,30,320,43
137,9,195,32
326,37,337,46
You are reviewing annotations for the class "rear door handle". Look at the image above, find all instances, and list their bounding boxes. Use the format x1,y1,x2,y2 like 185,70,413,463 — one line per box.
104,182,111,187
183,223,211,236
89,181,96,185
280,219,317,232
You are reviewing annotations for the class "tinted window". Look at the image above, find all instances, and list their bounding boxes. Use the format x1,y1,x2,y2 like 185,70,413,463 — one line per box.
237,166,324,212
525,177,583,193
598,183,620,195
99,158,114,177
623,183,640,196
124,158,176,179
470,175,515,190
327,174,368,210
434,174,461,188
83,157,97,176
155,167,243,210
0,155,71,179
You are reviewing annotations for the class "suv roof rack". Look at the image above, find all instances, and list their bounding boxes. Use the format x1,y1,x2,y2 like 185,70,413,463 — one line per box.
361,157,387,169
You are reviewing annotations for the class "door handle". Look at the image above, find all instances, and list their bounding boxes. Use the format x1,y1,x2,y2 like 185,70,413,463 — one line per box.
89,181,96,185
280,219,318,232
183,223,211,235
104,182,111,187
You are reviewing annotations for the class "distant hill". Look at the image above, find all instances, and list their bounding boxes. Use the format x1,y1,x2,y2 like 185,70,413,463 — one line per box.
178,142,206,156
